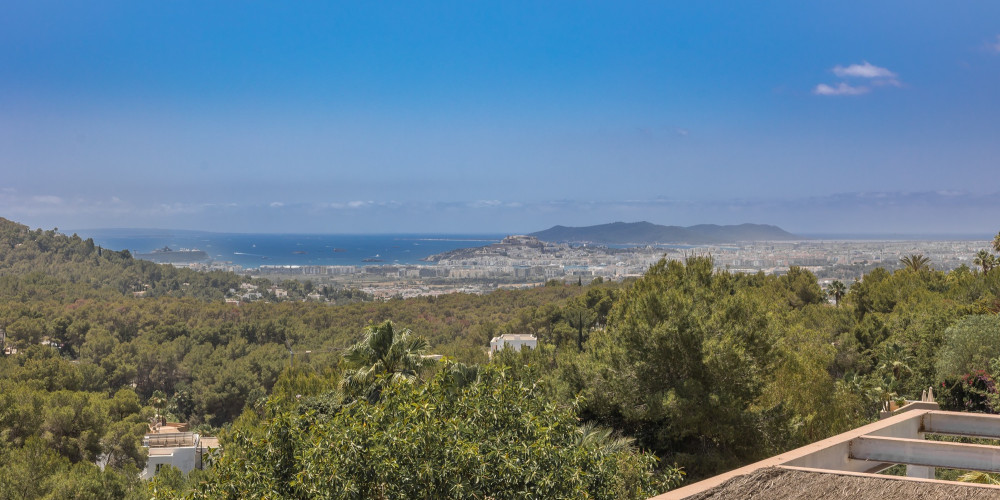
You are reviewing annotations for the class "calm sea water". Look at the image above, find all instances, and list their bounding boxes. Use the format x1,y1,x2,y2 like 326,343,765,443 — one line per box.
72,229,504,268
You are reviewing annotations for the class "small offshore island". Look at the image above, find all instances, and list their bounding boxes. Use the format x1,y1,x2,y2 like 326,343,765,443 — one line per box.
135,246,210,264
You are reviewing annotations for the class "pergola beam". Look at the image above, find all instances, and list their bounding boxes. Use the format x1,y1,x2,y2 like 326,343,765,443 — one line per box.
653,409,1000,500
923,412,1000,440
850,435,1000,473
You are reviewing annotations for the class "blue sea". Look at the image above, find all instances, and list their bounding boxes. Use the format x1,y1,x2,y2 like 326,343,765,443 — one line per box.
72,229,505,268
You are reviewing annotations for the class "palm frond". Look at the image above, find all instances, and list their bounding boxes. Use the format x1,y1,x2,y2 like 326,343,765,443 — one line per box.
958,470,1000,485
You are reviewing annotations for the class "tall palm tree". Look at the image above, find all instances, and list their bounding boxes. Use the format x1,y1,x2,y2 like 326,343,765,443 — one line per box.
149,390,168,425
876,343,914,396
877,343,914,380
974,249,996,274
993,231,1000,255
827,280,847,306
899,254,931,272
341,320,428,399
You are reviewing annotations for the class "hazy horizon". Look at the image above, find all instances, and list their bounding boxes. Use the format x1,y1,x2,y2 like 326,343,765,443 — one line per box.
58,223,995,242
3,2,1000,235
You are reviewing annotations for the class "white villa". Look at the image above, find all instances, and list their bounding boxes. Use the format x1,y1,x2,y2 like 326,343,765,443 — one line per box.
489,333,537,353
141,423,219,480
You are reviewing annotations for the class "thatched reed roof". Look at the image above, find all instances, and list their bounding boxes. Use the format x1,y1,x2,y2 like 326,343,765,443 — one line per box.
684,467,1000,500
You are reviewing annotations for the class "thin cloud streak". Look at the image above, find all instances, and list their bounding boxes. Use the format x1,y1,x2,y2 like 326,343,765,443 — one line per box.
6,190,999,236
6,192,999,215
814,83,869,96
832,61,896,79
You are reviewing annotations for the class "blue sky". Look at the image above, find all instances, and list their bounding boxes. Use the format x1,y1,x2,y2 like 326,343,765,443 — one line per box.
2,1,999,234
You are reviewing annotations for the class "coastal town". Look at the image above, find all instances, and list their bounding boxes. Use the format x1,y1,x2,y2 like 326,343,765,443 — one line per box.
156,235,993,300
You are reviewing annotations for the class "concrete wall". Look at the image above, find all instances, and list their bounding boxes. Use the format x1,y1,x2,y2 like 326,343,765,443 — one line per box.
490,336,537,352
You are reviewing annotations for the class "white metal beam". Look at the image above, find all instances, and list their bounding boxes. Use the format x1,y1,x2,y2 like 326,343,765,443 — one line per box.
850,435,1000,473
923,411,1000,440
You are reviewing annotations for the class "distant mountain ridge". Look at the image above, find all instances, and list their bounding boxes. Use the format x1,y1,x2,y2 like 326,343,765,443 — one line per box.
529,222,799,244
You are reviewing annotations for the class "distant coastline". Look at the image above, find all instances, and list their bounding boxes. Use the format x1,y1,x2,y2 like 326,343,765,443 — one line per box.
71,229,505,268
68,225,998,270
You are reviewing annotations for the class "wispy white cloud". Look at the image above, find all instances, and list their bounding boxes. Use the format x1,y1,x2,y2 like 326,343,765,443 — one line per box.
12,193,997,219
815,61,900,97
871,78,902,88
833,61,896,79
813,83,869,96
782,191,1000,211
6,192,999,235
0,192,134,219
469,200,502,208
150,202,211,215
32,195,63,204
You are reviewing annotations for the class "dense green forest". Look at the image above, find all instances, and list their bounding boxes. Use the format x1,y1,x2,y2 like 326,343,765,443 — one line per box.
2,216,1000,498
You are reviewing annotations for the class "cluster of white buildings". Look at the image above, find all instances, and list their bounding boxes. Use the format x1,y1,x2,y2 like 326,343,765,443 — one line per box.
187,237,1000,302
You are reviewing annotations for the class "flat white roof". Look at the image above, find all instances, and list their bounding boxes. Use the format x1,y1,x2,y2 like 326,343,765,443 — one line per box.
492,334,536,341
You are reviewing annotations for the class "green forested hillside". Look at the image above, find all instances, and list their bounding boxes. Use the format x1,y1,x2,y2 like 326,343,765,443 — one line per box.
0,218,251,301
548,255,1000,478
0,219,607,498
3,217,1000,498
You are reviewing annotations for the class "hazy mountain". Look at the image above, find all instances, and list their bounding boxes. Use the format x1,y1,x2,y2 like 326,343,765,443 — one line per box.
529,222,799,244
